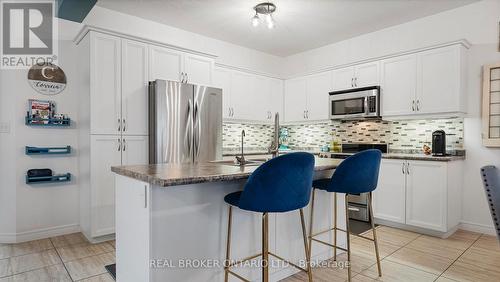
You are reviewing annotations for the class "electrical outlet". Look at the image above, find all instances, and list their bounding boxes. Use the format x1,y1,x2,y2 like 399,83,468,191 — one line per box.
0,122,11,133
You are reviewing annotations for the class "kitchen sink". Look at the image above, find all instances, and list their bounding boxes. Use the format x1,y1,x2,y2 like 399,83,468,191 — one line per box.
210,158,269,167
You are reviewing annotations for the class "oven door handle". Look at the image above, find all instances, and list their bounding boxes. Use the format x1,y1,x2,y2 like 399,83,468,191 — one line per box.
364,96,369,115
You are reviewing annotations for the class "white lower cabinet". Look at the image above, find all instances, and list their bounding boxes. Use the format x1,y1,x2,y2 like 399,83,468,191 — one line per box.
85,135,148,239
373,159,462,234
373,159,406,224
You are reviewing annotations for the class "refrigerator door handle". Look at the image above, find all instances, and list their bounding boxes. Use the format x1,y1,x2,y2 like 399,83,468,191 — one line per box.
193,101,201,160
184,99,193,158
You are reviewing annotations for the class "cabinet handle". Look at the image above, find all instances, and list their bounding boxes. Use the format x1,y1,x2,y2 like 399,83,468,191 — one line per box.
351,78,354,88
402,162,405,174
355,77,358,87
117,138,121,151
118,119,121,131
181,72,185,83
122,138,126,151
412,100,415,111
231,107,234,117
416,100,420,111
186,73,189,83
306,110,309,119
406,162,410,174
122,119,126,132
144,185,148,208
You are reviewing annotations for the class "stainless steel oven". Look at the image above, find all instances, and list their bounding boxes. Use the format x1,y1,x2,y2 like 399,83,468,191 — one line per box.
329,86,380,120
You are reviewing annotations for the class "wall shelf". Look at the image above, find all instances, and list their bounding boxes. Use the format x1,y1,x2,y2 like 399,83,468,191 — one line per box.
25,116,71,127
25,146,71,155
26,173,71,184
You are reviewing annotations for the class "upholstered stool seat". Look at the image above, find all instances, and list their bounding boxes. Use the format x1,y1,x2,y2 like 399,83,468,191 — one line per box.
223,152,315,282
311,178,330,191
223,191,242,207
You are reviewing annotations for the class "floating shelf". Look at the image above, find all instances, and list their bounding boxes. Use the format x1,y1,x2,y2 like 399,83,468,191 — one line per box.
26,173,71,184
25,116,71,126
25,146,71,155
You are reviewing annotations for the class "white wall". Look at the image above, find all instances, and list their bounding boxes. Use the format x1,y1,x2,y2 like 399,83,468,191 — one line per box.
83,6,285,77
283,0,499,77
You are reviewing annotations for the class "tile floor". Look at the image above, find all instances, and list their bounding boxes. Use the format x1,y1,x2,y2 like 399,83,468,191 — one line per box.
283,226,500,282
0,226,498,281
0,233,115,281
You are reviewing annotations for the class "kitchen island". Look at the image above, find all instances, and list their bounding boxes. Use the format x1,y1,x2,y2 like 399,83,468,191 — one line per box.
111,157,342,282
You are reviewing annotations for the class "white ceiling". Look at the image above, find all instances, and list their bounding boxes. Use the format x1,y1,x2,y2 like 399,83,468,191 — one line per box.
96,0,478,57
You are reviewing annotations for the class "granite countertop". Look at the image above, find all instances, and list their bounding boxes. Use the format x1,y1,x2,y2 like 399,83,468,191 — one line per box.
318,152,465,162
111,157,341,187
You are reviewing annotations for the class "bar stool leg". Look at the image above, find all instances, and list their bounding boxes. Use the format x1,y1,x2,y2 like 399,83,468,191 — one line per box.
368,192,382,277
300,209,313,282
307,188,316,267
262,212,269,282
333,193,337,261
224,206,232,282
344,194,352,282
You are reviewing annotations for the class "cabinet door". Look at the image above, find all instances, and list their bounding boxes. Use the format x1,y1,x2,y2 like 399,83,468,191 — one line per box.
122,40,148,136
269,78,284,121
231,71,257,120
406,161,447,231
90,32,121,135
183,54,213,86
332,67,355,91
149,45,183,81
115,177,150,282
213,67,233,119
355,61,379,88
372,159,406,224
284,78,307,122
90,135,122,237
381,54,417,117
253,76,272,122
417,46,462,115
122,136,149,166
306,71,332,121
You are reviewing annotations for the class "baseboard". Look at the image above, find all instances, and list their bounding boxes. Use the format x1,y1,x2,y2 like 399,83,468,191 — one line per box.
0,223,81,243
459,221,496,235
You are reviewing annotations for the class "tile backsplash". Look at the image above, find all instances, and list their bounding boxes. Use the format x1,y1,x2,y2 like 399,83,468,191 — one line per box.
223,118,464,151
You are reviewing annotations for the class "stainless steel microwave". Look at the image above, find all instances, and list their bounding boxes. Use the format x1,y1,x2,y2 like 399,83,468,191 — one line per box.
329,86,380,120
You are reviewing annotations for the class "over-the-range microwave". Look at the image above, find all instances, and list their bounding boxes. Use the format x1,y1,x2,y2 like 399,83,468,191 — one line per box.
329,86,381,120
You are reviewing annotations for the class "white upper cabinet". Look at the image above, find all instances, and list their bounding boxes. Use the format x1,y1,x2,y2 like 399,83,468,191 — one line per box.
373,159,406,224
332,67,355,91
306,71,332,121
416,45,465,115
231,71,257,121
355,62,380,88
332,62,380,91
183,54,214,86
149,45,214,85
284,78,307,122
380,44,466,118
122,40,149,136
90,32,122,135
381,54,417,117
269,78,284,121
148,45,183,82
213,67,232,119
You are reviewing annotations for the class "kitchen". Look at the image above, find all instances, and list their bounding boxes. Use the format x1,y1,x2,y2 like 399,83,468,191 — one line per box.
0,1,500,282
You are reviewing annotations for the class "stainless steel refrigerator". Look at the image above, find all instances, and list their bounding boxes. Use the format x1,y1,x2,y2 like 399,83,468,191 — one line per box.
148,80,223,164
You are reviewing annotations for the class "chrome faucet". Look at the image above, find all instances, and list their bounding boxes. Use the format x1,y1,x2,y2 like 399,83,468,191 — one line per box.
235,130,246,165
268,112,280,158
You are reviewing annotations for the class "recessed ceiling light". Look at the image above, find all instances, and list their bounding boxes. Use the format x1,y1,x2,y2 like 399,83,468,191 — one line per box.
252,2,276,29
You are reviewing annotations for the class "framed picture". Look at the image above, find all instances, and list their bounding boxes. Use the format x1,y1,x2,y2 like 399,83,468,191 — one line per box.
28,99,55,124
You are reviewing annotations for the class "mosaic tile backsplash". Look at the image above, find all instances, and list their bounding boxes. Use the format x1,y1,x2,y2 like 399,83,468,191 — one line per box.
223,118,464,152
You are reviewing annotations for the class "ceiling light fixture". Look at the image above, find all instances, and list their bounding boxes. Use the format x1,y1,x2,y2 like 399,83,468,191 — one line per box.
252,2,276,29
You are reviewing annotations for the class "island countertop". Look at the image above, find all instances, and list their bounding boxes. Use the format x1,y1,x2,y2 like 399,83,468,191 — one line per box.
111,157,341,187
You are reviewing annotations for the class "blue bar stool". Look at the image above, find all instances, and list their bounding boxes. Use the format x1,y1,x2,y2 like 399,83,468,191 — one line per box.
223,152,315,282
307,149,382,281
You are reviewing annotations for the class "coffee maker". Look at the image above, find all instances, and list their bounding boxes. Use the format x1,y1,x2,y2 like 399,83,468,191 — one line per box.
432,130,446,156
